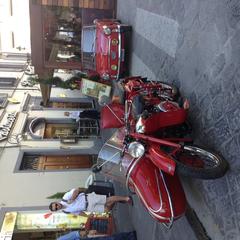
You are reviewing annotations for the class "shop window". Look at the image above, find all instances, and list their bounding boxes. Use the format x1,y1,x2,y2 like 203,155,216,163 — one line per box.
77,119,99,137
2,211,87,240
44,121,99,139
20,153,97,171
44,122,77,138
27,118,99,140
43,6,82,68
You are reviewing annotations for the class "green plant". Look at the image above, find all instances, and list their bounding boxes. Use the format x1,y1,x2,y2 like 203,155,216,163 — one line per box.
47,192,66,199
28,72,100,90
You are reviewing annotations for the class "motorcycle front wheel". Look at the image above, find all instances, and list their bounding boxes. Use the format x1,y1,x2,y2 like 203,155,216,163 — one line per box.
174,145,229,179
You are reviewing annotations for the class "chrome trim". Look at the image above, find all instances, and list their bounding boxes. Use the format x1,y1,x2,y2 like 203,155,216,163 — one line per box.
127,160,163,211
103,26,111,35
102,73,110,81
127,169,176,226
160,170,174,229
152,170,163,213
105,104,124,124
117,25,122,79
29,117,46,139
126,156,142,192
108,38,111,71
183,145,220,166
129,168,164,213
97,150,121,168
127,178,136,194
96,138,112,165
112,29,120,33
104,142,122,151
130,176,170,221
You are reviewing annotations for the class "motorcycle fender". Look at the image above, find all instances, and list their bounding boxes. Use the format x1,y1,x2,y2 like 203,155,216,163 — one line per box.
129,156,186,222
148,145,176,175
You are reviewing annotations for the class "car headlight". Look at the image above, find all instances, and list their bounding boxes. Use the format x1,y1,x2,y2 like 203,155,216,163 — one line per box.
102,73,110,80
103,26,111,35
128,142,145,158
111,39,119,45
111,64,118,71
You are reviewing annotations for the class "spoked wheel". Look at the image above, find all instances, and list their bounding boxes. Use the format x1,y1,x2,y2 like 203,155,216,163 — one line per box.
158,82,179,100
174,145,229,179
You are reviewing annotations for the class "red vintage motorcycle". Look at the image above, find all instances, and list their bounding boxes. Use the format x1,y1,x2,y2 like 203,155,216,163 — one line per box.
93,77,228,227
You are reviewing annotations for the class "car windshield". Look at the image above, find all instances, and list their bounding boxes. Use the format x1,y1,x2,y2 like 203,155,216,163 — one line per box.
82,26,96,52
81,26,96,70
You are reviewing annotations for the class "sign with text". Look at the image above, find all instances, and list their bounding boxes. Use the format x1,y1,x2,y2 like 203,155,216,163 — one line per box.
0,212,17,240
81,78,111,99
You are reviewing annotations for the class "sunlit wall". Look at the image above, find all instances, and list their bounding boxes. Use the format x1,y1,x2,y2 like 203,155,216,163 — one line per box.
0,0,31,52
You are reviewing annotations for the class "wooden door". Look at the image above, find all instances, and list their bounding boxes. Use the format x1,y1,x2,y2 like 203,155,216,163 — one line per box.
48,101,93,109
38,155,95,170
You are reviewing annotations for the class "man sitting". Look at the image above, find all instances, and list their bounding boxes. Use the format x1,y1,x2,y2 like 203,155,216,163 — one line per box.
49,188,133,216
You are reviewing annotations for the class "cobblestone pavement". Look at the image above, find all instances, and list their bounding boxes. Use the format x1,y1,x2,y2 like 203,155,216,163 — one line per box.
112,0,240,239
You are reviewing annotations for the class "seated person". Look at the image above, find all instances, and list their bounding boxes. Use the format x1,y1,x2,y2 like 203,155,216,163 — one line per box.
49,188,133,216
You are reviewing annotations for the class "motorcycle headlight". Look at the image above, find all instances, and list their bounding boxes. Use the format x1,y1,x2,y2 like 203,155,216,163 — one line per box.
128,142,145,158
103,26,111,35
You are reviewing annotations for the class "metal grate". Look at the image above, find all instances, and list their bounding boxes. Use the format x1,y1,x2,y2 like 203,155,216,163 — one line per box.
77,119,99,138
20,155,40,170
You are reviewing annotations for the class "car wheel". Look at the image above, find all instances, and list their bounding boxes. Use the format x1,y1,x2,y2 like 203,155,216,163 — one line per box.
120,25,132,33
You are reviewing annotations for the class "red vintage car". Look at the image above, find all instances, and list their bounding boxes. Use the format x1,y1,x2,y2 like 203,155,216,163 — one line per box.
81,19,131,81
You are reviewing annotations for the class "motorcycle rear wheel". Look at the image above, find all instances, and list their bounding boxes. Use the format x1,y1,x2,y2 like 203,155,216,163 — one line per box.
174,145,228,179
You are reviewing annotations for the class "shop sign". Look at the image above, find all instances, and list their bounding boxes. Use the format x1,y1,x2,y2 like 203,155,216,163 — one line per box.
0,212,17,240
0,112,17,142
81,78,111,99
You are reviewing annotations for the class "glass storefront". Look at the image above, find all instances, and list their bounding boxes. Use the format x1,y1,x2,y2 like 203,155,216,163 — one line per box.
0,211,87,240
43,6,82,69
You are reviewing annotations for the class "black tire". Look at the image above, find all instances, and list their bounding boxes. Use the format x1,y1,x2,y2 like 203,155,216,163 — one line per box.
158,82,179,100
174,145,229,179
120,25,132,33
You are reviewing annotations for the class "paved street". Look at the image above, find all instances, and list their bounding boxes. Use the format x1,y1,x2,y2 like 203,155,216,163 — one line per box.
109,0,240,239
